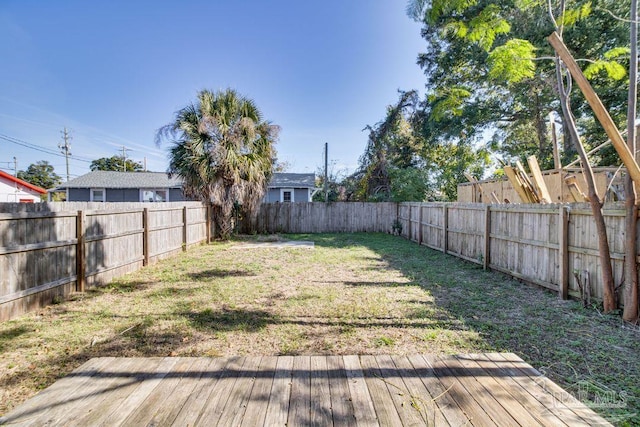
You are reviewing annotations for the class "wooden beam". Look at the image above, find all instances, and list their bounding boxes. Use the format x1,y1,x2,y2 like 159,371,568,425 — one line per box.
564,175,588,202
548,31,640,189
504,166,535,203
442,204,448,254
490,192,501,204
527,156,552,203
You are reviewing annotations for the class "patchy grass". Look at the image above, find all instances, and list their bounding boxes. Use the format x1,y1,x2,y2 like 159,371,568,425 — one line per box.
0,233,638,424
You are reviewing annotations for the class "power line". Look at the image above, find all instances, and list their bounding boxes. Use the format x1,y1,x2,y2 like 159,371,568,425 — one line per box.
0,133,93,163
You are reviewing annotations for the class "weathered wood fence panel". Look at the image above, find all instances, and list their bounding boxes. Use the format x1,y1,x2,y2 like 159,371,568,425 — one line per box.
252,202,397,234
397,202,633,303
1,202,210,321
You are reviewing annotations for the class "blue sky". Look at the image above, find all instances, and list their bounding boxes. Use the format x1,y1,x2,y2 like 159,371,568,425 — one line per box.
0,1,426,181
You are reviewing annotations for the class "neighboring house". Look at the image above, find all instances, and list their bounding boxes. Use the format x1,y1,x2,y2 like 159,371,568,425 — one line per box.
0,169,46,203
51,171,190,202
263,173,316,203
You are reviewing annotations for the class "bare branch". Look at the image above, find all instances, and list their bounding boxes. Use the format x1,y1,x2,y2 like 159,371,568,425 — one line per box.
595,6,637,24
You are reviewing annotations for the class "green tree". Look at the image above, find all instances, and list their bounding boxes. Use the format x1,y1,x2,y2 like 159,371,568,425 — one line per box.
90,156,143,172
408,0,630,168
17,160,62,189
156,88,279,239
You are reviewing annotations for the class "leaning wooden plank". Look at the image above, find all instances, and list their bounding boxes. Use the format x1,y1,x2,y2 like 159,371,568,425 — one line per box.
454,354,545,426
565,175,589,202
375,354,426,426
528,155,552,203
407,354,469,426
264,355,294,426
490,192,501,204
326,355,356,427
343,355,379,426
498,353,612,426
516,160,538,195
504,166,535,203
309,355,333,426
390,355,449,427
288,355,312,427
0,357,115,425
360,355,403,426
240,356,278,427
217,356,263,426
548,31,640,190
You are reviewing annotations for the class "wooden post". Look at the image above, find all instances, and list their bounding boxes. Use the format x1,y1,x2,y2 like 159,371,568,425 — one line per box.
558,206,570,299
182,206,188,251
483,204,491,270
76,210,85,293
205,203,211,243
408,204,413,241
548,31,640,189
142,208,149,266
417,204,423,246
442,204,448,254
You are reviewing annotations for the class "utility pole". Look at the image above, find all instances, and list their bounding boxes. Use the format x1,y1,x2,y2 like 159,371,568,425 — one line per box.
324,142,329,202
59,127,71,181
121,146,131,171
13,156,17,177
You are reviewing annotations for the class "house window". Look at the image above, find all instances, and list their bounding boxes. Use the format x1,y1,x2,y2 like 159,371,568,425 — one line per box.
280,188,294,203
90,188,105,202
141,189,169,202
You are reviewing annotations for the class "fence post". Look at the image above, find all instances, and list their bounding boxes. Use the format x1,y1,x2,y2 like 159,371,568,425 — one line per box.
408,204,413,241
182,206,188,251
142,208,149,266
483,204,491,270
558,205,569,299
442,204,448,254
206,203,212,243
76,210,85,292
418,204,423,246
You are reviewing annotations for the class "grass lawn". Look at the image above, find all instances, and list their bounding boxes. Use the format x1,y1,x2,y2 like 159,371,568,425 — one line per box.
0,233,638,424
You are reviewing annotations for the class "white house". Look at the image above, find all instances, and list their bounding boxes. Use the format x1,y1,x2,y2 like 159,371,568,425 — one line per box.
0,170,46,203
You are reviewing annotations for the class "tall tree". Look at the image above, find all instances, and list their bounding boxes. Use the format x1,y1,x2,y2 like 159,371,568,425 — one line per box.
17,161,61,189
90,156,143,172
156,88,278,239
623,0,638,322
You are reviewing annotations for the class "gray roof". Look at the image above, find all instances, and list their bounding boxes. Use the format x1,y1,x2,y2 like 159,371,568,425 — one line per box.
268,173,316,188
54,171,183,190
53,171,316,191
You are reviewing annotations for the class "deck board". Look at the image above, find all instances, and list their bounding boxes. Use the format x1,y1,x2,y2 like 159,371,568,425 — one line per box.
0,353,613,426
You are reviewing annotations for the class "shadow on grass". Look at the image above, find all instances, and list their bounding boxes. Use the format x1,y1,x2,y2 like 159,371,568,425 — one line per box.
187,268,256,280
306,232,640,424
180,307,275,332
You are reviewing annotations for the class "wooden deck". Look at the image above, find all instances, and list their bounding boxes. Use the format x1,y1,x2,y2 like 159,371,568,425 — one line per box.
0,353,611,426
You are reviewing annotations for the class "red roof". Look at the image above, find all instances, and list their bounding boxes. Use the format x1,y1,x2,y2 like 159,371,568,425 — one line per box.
0,169,47,194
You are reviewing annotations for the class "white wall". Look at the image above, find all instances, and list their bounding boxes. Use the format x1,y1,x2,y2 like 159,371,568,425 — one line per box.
0,179,41,203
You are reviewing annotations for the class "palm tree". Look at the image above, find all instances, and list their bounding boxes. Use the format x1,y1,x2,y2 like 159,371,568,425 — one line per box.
157,89,279,239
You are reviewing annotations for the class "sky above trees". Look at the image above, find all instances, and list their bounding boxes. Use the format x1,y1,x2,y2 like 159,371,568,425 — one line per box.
0,0,425,180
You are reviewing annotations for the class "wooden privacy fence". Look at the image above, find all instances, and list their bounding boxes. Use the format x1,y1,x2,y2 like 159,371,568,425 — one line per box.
250,202,398,234
0,202,211,321
398,202,632,302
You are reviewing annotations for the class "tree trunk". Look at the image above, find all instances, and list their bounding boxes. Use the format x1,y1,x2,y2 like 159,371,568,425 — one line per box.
554,55,617,312
623,0,639,322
